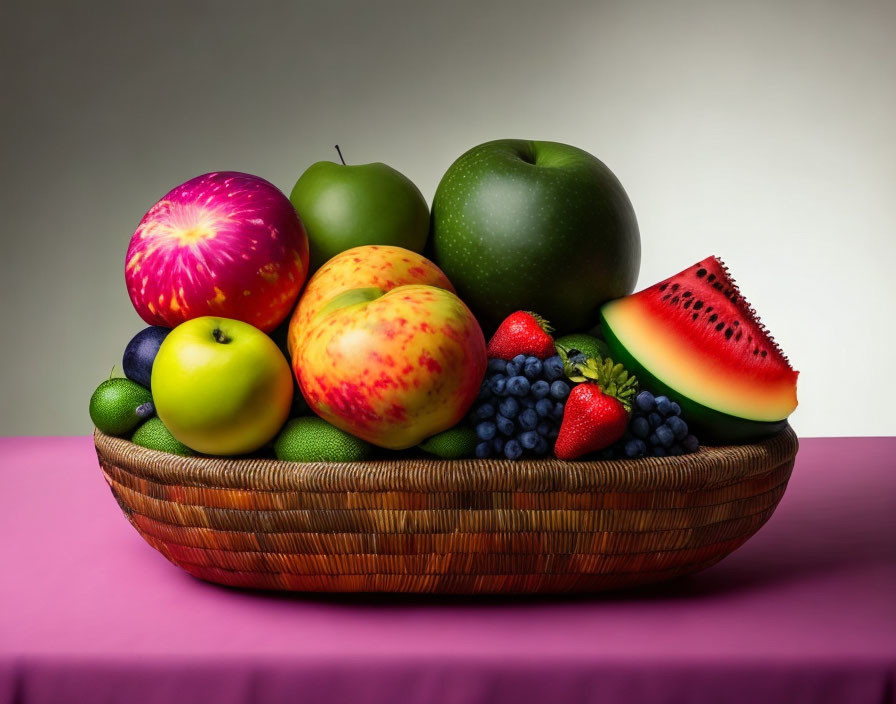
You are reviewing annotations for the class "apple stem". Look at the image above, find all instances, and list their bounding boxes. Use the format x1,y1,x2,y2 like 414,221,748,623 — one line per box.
334,144,346,165
212,328,231,344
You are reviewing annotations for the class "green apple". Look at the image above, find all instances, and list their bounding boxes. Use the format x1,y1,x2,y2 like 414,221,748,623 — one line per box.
430,139,641,334
152,317,293,455
290,151,429,271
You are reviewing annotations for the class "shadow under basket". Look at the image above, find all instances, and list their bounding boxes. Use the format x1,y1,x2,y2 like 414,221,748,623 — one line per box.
94,426,798,595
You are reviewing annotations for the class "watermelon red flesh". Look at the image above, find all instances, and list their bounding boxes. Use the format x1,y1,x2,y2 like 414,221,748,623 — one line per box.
600,256,798,429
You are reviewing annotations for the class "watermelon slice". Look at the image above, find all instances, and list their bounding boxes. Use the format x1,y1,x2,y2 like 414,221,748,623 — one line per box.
600,256,798,443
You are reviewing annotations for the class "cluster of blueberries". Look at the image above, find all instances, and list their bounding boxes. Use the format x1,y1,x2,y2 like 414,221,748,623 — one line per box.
469,354,570,459
608,390,700,459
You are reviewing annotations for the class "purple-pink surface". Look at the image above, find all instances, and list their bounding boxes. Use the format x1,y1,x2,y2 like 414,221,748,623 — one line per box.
0,436,893,704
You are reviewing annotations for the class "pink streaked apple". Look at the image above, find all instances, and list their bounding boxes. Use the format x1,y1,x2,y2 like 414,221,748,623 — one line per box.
125,171,309,332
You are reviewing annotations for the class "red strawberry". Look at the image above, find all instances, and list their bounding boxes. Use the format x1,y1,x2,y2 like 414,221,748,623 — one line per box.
487,311,555,359
554,383,628,460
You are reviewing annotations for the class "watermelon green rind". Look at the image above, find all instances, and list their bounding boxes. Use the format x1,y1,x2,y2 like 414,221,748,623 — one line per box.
600,312,787,444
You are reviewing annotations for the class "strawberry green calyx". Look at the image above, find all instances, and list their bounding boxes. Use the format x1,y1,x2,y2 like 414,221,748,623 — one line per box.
559,348,639,413
525,311,554,335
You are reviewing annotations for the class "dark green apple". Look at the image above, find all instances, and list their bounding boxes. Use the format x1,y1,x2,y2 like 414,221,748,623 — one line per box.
430,139,640,334
290,155,429,271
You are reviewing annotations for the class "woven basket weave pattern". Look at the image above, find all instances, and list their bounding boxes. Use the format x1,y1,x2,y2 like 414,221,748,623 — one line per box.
95,426,798,594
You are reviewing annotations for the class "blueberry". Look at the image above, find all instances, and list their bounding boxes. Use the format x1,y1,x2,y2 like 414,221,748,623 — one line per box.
551,402,566,420
630,416,650,439
669,402,682,417
648,433,660,447
519,408,538,430
504,439,523,460
520,396,536,409
530,380,550,399
498,397,519,419
634,390,655,412
655,424,675,447
535,398,554,417
507,376,531,397
489,375,507,396
512,354,527,365
534,436,549,456
477,381,493,401
548,427,559,440
624,438,648,458
656,396,673,416
504,362,520,377
653,446,667,457
682,434,700,453
472,403,495,421
550,380,570,400
543,355,565,381
669,444,684,456
491,436,505,454
475,421,497,441
496,414,515,436
523,357,543,379
666,415,688,440
475,442,491,458
648,412,663,429
536,421,552,437
487,358,507,374
519,431,539,450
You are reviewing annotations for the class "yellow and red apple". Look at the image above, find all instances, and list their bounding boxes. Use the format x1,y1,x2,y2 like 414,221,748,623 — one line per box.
289,245,486,449
296,285,486,449
287,244,454,356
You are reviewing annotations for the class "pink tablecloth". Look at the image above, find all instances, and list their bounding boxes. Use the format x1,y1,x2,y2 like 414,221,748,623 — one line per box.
0,436,894,704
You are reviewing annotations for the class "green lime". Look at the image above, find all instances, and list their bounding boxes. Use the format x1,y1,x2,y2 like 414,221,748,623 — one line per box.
418,426,478,459
555,333,610,362
131,417,194,456
89,378,154,436
274,417,370,462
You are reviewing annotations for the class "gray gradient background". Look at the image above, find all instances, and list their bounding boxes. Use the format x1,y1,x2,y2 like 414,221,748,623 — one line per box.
2,0,894,436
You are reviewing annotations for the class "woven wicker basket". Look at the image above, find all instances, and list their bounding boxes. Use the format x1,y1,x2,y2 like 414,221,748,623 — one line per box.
94,426,798,594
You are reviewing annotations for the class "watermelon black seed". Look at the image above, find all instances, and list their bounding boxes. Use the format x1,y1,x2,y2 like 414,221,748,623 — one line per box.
660,283,668,291
709,313,718,323
662,294,670,301
753,349,759,355
724,328,734,339
697,268,707,277
715,322,725,331
692,313,698,321
683,300,692,309
712,282,723,290
707,273,716,282
735,331,742,341
706,306,713,313
761,350,767,357
733,320,740,326
682,291,692,298
670,296,679,304
693,301,703,310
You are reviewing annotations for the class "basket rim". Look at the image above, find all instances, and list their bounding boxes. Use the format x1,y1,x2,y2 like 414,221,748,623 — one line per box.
94,425,798,494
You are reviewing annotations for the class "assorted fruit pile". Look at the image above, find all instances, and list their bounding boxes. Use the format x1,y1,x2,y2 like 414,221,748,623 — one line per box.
90,139,799,462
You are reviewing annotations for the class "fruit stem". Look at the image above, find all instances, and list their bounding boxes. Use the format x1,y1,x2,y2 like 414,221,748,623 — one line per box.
334,144,346,165
212,328,231,344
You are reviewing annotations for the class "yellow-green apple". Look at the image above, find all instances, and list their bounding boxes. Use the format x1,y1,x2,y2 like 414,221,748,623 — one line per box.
296,285,486,449
287,244,454,357
152,316,293,455
125,171,309,333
